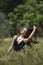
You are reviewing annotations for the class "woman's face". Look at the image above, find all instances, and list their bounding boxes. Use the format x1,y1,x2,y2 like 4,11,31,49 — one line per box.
20,28,27,35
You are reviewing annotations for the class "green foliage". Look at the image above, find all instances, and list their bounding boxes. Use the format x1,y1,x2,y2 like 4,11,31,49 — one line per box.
0,0,23,13
0,0,43,36
0,12,10,38
8,0,43,35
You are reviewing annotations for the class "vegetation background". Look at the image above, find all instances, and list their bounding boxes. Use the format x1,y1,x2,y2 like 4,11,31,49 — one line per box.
0,0,43,65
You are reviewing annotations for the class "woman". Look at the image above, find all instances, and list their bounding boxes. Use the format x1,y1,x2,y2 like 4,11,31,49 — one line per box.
8,26,36,53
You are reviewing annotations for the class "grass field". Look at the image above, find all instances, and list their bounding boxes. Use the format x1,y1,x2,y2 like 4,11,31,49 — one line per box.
0,37,43,65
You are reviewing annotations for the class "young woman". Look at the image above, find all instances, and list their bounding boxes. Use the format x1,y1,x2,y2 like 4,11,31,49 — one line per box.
8,26,36,53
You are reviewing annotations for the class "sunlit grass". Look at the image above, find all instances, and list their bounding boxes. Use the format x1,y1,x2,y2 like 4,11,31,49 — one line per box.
0,37,43,65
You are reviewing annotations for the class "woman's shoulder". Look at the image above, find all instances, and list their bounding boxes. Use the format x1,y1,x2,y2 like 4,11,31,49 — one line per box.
13,35,18,39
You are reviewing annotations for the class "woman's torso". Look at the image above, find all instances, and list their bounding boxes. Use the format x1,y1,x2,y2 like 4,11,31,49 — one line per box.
13,35,25,51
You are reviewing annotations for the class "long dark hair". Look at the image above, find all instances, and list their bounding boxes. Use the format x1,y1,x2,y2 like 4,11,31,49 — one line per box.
24,27,33,38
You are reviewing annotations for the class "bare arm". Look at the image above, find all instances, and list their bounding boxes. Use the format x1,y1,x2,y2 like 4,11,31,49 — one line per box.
7,35,17,53
24,26,36,43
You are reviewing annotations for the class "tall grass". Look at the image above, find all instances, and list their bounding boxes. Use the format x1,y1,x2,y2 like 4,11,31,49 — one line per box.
0,37,43,65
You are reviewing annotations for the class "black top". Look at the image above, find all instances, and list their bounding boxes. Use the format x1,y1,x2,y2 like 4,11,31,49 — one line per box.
13,39,25,51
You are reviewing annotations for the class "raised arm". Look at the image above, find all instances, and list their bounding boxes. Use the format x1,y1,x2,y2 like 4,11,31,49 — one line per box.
7,35,17,53
24,26,36,43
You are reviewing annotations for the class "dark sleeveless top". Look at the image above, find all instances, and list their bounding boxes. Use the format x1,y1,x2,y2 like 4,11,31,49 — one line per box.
13,39,25,51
